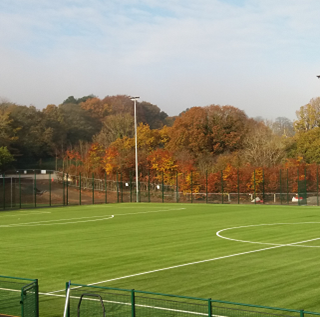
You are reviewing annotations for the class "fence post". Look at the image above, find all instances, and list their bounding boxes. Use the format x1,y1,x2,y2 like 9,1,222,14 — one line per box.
116,173,119,203
254,169,256,205
92,173,95,205
138,178,141,202
280,169,282,205
104,172,107,204
129,171,132,203
35,279,39,317
237,168,239,204
34,170,37,208
21,283,24,317
66,173,69,206
262,169,265,204
206,170,208,204
148,169,150,203
2,174,5,210
191,171,193,203
62,172,66,206
300,310,304,317
297,168,299,206
317,165,319,206
49,172,51,207
162,171,164,203
286,169,289,205
120,171,123,203
131,289,135,317
176,171,179,203
19,171,21,209
79,173,82,205
208,299,212,317
221,170,224,204
305,167,307,205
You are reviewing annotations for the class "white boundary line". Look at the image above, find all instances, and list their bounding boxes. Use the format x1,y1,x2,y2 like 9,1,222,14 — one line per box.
216,222,320,248
0,208,186,227
49,221,320,294
116,208,186,216
48,244,283,294
0,211,52,217
0,215,115,227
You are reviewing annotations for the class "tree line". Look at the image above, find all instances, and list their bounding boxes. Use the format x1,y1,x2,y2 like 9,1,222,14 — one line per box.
1,94,320,179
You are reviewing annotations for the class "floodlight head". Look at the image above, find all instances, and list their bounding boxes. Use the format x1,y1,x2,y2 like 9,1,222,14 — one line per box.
130,96,140,100
317,75,320,79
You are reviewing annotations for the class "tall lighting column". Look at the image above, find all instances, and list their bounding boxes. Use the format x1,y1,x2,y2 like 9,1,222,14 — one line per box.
131,96,140,202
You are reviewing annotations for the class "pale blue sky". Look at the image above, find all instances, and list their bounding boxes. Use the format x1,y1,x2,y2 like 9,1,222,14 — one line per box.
1,0,320,119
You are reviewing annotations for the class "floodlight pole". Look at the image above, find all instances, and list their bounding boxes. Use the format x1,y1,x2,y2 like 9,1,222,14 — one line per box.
131,97,140,202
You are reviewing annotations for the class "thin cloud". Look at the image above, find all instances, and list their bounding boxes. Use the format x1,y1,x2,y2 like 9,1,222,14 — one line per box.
0,0,320,118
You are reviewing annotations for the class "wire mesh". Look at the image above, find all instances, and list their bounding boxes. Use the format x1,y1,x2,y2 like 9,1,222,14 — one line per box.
2,166,320,210
66,284,305,317
22,282,38,317
0,276,38,317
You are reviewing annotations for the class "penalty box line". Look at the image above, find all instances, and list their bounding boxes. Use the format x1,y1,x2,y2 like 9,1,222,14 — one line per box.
47,244,282,295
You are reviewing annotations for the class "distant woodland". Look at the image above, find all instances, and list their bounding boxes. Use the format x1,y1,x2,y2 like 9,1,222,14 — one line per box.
1,94,320,179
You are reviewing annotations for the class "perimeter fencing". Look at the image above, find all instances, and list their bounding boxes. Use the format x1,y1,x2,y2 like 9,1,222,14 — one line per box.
0,275,39,317
3,278,320,317
0,165,319,210
63,283,320,317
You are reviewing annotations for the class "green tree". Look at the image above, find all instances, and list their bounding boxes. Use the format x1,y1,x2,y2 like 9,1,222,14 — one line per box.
0,105,19,150
294,127,320,163
0,146,14,172
62,95,95,105
93,113,134,147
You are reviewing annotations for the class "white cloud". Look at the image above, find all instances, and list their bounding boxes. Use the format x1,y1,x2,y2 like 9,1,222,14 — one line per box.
0,0,320,119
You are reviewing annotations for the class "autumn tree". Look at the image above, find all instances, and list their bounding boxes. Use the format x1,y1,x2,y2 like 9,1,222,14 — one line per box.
167,105,251,160
80,97,111,120
101,95,168,129
147,149,178,184
166,107,209,157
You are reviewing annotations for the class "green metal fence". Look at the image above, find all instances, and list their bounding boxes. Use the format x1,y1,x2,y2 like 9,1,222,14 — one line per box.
65,283,320,317
1,166,320,211
0,275,39,317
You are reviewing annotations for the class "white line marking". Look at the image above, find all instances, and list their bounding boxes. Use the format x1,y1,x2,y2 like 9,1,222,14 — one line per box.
216,222,320,248
85,245,283,286
0,208,185,228
49,222,320,294
0,211,51,217
0,287,21,292
48,244,283,294
116,208,186,216
0,215,115,227
38,293,210,317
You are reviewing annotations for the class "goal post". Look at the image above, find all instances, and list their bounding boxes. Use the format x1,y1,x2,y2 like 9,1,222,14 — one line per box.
63,280,71,317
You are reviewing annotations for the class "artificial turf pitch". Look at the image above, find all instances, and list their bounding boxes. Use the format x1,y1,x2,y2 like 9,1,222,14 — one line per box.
1,203,320,316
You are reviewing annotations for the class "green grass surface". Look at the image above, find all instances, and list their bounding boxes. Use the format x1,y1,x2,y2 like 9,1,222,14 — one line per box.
1,203,320,316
